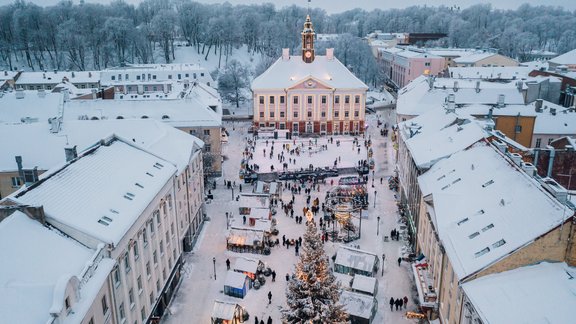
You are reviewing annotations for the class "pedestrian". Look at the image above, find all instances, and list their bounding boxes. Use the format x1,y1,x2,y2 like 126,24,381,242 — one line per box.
226,258,230,270
260,320,264,324
390,229,395,240
239,184,243,192
286,273,290,281
295,245,299,256
389,297,394,311
403,296,408,309
255,316,259,324
268,291,272,304
267,316,272,324
272,270,276,282
282,235,286,246
395,298,400,311
380,177,383,184
298,236,302,245
399,298,404,309
243,215,246,225
397,257,402,266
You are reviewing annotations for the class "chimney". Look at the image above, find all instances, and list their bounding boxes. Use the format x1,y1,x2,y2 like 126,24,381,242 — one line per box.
446,94,456,113
493,140,507,153
326,48,334,61
509,152,523,166
550,107,556,115
91,88,98,99
516,81,523,91
282,48,290,61
15,88,24,99
15,156,24,181
475,80,481,93
546,145,555,178
88,72,92,78
71,71,75,78
535,99,543,112
497,94,505,108
453,81,459,92
428,75,435,90
65,145,77,162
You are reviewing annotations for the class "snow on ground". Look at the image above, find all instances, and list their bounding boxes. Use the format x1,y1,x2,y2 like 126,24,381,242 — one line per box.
367,90,396,108
162,109,419,324
172,44,263,74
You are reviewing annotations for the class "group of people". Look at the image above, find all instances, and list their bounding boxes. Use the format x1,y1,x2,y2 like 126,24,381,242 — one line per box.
390,228,401,241
389,296,409,311
254,315,273,324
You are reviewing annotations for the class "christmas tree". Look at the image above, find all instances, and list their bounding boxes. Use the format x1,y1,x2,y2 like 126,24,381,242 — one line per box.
282,218,349,323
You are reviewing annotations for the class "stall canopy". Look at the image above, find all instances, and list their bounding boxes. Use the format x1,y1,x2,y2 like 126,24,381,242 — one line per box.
335,246,379,277
227,229,264,247
239,194,270,210
254,181,281,196
212,300,239,321
233,257,260,277
339,290,377,323
352,274,378,296
224,271,249,298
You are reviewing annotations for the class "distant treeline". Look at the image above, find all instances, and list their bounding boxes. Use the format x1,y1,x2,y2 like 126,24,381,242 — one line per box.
0,0,574,84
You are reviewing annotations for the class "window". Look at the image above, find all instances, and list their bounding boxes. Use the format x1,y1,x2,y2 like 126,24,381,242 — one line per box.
321,96,326,104
119,303,126,320
203,129,210,135
335,96,340,104
425,62,431,67
160,241,164,254
270,96,274,104
178,74,181,80
149,292,154,305
280,96,285,104
307,111,312,117
141,307,146,321
344,111,349,118
259,111,264,118
155,210,161,224
293,96,299,104
156,279,161,292
11,177,22,188
124,253,131,273
280,111,285,118
204,144,211,152
113,268,121,287
146,262,151,277
149,220,155,234
535,138,542,148
168,74,172,79
137,276,143,293
307,96,312,104
321,111,326,117
171,223,175,236
294,111,299,118
125,74,129,80
185,73,189,77
153,250,158,264
101,295,109,315
143,228,148,246
152,75,156,80
354,111,359,117
548,138,554,145
515,125,522,133
111,75,116,81
259,96,264,104
201,73,204,77
89,318,94,324
270,111,275,118
345,95,350,104
129,288,135,307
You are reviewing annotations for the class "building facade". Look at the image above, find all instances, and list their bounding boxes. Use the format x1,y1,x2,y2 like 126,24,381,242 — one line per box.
252,15,368,135
379,47,445,89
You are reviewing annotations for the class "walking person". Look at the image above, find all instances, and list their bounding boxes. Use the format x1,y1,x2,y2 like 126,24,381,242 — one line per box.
389,297,394,311
226,258,230,270
399,298,404,310
255,316,259,324
268,291,272,304
403,296,408,309
286,273,290,281
272,270,276,282
295,244,299,256
395,298,400,311
267,316,272,324
397,257,402,266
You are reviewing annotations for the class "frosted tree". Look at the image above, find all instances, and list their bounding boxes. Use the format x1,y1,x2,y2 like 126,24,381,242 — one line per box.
217,59,250,108
282,219,349,324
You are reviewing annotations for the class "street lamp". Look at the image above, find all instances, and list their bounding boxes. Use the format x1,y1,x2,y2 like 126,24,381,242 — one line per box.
381,253,385,276
374,190,377,208
213,257,216,280
231,186,235,201
557,172,573,240
377,216,380,236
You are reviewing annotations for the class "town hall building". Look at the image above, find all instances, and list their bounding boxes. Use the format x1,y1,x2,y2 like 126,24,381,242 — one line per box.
251,15,368,135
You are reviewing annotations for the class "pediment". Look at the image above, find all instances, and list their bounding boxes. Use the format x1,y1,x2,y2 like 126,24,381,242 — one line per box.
288,76,333,90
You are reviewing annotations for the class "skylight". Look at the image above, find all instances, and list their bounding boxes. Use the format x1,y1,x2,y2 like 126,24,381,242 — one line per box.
135,183,144,188
481,224,494,232
482,180,494,188
492,239,506,248
474,247,490,258
98,219,110,226
457,217,469,226
469,232,480,239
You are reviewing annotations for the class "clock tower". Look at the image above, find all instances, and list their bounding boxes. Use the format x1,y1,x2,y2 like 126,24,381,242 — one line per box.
301,15,315,63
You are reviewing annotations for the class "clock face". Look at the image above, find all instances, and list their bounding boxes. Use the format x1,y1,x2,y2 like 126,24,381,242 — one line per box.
305,51,312,58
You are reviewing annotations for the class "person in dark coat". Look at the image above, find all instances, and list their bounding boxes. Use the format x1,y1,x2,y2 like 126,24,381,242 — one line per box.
395,298,400,310
226,258,230,270
399,298,404,309
286,273,290,281
255,316,259,324
271,270,276,282
389,297,394,311
397,257,402,266
260,320,264,324
268,291,272,304
267,316,272,324
403,296,408,309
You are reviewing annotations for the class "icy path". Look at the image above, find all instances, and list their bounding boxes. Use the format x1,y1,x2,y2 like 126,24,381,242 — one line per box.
162,110,419,324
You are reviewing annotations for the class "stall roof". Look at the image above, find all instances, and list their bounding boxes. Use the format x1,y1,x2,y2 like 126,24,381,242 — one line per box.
212,300,238,320
227,229,264,246
233,257,259,274
335,246,378,273
225,270,248,289
254,181,280,195
339,290,375,319
352,275,377,294
239,194,270,209
230,217,271,232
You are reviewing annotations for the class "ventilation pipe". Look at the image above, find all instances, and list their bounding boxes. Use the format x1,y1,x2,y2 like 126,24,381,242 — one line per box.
65,146,78,162
546,145,555,178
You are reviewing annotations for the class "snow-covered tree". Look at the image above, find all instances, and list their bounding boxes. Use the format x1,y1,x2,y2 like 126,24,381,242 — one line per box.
282,220,349,324
217,59,250,108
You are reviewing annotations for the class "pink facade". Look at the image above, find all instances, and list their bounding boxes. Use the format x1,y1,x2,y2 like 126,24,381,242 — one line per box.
381,48,445,88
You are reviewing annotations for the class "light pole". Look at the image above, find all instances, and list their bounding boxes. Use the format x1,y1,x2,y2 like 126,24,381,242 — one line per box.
231,186,235,201
374,190,377,208
212,257,216,280
377,216,380,236
557,172,573,240
381,253,385,276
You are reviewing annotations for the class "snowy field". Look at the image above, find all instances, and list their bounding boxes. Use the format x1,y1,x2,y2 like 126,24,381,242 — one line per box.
162,112,419,324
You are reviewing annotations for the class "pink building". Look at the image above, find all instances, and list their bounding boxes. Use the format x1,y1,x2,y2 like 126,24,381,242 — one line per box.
380,48,445,88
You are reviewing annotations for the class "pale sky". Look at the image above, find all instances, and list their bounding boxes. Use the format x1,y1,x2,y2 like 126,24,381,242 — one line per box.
1,0,574,12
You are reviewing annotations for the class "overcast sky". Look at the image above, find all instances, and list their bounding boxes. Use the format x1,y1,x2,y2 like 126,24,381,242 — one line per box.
1,0,574,12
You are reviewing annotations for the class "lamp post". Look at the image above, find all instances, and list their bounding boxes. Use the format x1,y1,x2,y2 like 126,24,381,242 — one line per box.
212,257,216,280
557,172,573,240
374,190,377,208
381,253,385,276
377,216,380,236
231,186,235,201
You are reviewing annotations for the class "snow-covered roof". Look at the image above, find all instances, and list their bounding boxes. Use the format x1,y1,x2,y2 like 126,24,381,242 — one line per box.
339,290,375,320
396,50,441,59
418,143,568,279
453,52,496,64
396,75,525,117
0,90,63,124
335,246,377,273
531,101,576,135
0,119,202,173
351,274,377,294
224,270,247,289
0,70,18,81
230,217,271,232
254,181,280,196
427,48,478,58
16,71,99,85
462,262,576,324
233,257,259,274
549,49,576,65
212,300,239,320
227,229,264,246
64,97,221,128
251,55,368,90
449,66,533,80
0,211,114,324
400,110,487,169
239,194,269,209
12,137,177,246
